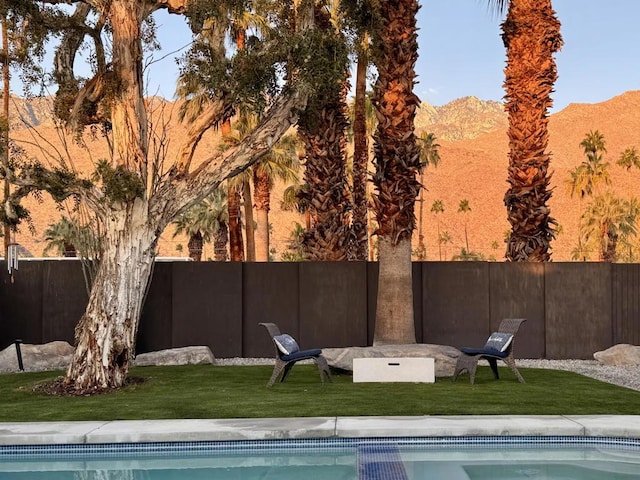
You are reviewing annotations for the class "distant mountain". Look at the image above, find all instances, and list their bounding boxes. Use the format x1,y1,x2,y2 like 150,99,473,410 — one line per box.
7,91,640,261
7,95,56,131
415,96,507,142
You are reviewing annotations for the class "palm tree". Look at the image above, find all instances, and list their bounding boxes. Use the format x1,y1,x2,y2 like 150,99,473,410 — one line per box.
370,0,421,344
566,130,612,259
438,230,452,260
253,134,300,261
43,216,79,257
172,194,223,261
495,0,563,262
458,199,471,253
416,132,441,260
430,199,445,260
298,5,352,261
581,193,639,262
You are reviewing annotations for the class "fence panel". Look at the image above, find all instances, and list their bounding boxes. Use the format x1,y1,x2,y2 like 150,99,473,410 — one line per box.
545,262,612,359
489,262,545,358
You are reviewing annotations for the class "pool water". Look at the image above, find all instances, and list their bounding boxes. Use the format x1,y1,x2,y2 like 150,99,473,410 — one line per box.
1,437,640,479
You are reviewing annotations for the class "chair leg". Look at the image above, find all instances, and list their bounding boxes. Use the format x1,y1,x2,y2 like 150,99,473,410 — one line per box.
281,362,295,383
316,355,332,383
487,358,500,380
267,359,286,387
453,354,480,384
503,356,525,383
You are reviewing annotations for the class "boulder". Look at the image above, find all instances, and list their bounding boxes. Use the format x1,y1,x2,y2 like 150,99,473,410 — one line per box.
133,346,215,366
594,344,640,365
0,341,74,373
321,344,461,377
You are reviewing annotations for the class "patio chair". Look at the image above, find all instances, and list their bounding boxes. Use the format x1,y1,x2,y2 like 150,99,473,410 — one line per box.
259,322,332,387
453,318,526,384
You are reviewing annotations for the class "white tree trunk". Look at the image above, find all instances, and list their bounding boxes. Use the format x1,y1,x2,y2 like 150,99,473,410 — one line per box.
373,236,416,345
65,199,157,391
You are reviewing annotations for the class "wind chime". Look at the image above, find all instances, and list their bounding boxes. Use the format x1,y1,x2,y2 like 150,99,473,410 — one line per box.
7,242,18,278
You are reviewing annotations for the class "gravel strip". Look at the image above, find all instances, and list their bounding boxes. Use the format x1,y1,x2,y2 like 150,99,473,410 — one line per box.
518,359,640,392
217,357,640,392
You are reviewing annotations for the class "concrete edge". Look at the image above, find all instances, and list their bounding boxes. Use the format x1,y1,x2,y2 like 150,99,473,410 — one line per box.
0,416,639,445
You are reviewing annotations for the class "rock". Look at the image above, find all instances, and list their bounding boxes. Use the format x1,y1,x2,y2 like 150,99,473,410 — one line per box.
133,346,215,367
321,344,461,377
0,341,74,373
594,344,640,366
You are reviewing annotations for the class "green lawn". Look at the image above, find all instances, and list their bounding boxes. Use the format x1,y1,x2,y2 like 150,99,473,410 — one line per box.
1,364,639,422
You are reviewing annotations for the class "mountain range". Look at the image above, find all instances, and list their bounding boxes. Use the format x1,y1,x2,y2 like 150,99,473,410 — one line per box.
6,90,640,261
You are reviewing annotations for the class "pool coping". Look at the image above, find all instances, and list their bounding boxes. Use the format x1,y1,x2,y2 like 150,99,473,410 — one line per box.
1,416,639,445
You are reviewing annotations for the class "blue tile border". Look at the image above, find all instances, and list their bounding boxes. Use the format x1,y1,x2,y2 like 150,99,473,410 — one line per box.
2,436,640,459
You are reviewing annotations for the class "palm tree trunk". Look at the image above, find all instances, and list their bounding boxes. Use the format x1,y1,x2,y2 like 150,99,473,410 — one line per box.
503,0,562,262
228,182,244,261
187,231,203,261
374,237,416,344
253,168,271,261
352,49,369,261
371,0,421,344
214,222,228,261
299,78,351,261
243,179,255,261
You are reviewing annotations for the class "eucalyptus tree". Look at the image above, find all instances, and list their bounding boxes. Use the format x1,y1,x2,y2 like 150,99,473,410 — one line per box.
0,2,49,255
2,0,328,392
370,0,421,344
490,0,563,261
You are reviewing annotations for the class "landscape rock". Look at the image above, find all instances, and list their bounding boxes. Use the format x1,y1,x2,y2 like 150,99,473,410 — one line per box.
594,344,640,366
0,341,74,373
133,346,215,367
321,344,460,377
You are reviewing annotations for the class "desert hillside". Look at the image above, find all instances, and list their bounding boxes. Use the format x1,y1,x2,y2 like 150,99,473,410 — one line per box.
6,91,640,261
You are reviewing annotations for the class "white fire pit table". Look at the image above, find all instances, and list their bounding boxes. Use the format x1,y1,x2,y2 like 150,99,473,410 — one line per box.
352,357,435,383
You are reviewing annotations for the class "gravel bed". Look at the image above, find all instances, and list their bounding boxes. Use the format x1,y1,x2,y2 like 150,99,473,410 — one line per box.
217,357,640,391
517,359,640,392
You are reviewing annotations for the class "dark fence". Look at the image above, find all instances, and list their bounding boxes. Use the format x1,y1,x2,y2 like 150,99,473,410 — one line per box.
1,260,638,360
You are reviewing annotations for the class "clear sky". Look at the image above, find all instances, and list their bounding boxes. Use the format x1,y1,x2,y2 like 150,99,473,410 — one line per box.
14,1,640,113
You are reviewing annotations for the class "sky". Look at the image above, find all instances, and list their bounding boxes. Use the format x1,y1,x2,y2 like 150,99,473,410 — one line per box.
13,0,640,113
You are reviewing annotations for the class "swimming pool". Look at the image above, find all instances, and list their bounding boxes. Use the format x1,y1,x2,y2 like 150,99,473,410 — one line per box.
2,437,640,479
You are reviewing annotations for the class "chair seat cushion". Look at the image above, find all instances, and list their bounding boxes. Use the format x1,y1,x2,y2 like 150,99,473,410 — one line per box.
460,346,509,358
281,348,322,361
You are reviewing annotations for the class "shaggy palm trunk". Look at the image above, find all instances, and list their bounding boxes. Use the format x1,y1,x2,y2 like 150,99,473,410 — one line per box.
502,0,562,261
64,1,153,391
253,168,271,261
187,231,204,261
214,222,229,261
352,50,369,261
228,183,244,261
299,82,351,261
371,0,421,345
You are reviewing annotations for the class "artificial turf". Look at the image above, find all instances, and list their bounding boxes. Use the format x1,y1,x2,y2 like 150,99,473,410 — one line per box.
1,364,639,422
